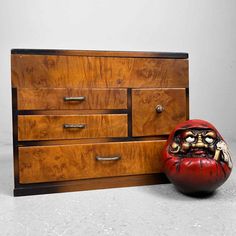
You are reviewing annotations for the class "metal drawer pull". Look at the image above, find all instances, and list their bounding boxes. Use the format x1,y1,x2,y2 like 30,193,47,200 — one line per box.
96,156,121,161
63,124,86,129
64,96,86,101
156,104,164,113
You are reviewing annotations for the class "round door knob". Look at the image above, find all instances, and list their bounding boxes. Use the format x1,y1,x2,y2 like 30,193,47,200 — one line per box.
156,105,164,113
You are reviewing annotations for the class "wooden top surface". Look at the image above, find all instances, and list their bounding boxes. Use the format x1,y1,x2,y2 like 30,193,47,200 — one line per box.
11,49,188,59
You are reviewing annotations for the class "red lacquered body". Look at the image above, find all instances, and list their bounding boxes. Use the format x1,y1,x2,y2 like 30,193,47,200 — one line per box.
163,120,232,194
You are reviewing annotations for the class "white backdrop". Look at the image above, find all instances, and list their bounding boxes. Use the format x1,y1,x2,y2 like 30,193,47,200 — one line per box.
0,0,236,146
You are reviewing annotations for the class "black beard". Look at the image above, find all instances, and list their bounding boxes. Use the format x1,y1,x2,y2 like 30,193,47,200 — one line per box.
177,147,215,158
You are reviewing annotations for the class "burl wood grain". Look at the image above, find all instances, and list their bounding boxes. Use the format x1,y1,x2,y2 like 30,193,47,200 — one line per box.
18,140,165,184
132,89,187,136
18,114,128,141
12,55,188,88
17,88,127,110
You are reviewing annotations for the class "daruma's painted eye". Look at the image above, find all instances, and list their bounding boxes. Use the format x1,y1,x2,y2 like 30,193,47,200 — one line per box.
185,136,195,143
205,137,214,144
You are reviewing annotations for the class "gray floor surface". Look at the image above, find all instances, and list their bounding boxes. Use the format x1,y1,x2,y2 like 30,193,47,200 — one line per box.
0,142,235,236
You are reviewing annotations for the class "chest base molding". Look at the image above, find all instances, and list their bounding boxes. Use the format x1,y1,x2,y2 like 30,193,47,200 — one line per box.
14,173,169,197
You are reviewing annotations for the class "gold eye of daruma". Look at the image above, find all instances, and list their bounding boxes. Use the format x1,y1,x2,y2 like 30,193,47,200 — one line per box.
185,136,196,143
204,136,214,144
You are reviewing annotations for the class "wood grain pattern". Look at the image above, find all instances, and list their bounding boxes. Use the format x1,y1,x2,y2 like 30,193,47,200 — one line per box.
132,89,187,136
18,114,128,141
17,88,127,110
11,49,188,59
18,140,166,184
12,55,188,88
11,49,189,196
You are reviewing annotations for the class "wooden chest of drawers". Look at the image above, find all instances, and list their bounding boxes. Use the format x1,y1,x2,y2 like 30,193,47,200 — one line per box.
11,49,189,196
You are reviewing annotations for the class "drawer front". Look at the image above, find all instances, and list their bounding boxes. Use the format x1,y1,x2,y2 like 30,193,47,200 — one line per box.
18,140,165,184
18,114,128,141
132,89,187,136
12,55,188,88
17,88,128,110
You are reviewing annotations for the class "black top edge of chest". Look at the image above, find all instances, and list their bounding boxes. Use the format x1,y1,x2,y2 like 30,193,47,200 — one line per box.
11,49,188,59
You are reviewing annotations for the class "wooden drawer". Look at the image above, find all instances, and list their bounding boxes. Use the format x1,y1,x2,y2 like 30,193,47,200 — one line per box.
18,114,128,141
18,140,165,184
12,55,188,88
132,89,187,136
17,88,127,110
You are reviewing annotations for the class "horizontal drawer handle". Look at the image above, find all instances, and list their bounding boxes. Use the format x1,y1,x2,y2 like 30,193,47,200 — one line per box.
63,124,86,129
96,156,121,161
64,96,86,101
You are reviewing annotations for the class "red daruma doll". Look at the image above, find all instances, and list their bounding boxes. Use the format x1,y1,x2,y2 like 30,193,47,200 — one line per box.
163,120,233,194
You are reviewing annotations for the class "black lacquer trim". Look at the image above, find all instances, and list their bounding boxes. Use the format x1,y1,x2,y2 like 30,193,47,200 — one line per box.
18,109,128,115
186,88,190,120
127,88,132,137
11,49,188,59
14,173,170,197
12,88,20,189
18,136,169,147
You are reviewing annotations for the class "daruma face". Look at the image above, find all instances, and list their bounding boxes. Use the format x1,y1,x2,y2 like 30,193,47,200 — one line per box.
163,119,233,194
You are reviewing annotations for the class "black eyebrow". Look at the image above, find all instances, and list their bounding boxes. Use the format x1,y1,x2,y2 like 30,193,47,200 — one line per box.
188,130,197,136
200,130,214,135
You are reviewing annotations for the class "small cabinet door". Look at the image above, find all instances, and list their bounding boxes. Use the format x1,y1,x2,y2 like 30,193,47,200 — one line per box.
132,88,187,136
